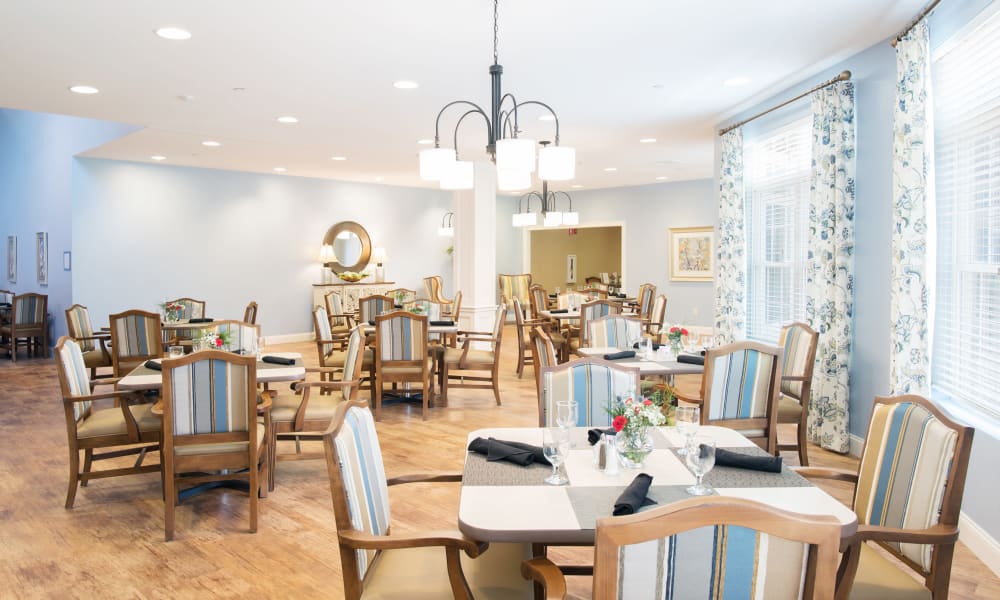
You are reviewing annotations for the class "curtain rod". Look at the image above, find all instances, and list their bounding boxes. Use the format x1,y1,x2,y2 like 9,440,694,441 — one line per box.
892,0,942,47
717,70,851,136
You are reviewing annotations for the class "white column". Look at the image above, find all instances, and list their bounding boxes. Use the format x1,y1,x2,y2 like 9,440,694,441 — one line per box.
453,161,497,340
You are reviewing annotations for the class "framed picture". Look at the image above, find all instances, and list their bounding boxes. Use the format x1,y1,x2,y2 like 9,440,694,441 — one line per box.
36,232,48,286
669,226,714,282
566,254,577,284
6,235,15,284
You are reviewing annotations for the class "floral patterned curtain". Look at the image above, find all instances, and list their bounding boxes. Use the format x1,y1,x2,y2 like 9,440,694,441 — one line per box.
890,20,932,395
805,82,856,453
715,129,746,344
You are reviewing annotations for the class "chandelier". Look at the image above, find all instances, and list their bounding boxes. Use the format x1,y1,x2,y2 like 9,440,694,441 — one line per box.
512,180,579,227
418,0,575,191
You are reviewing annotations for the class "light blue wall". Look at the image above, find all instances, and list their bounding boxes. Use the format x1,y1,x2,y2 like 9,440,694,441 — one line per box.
72,159,453,336
0,109,140,340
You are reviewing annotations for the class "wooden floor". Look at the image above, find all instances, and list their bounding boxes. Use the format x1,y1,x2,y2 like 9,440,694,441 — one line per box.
1,328,998,598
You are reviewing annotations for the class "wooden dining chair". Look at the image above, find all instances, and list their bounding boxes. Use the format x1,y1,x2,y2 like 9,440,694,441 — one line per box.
166,297,206,320
529,325,559,402
314,306,372,390
528,283,552,319
512,296,547,378
538,357,640,427
443,290,462,346
572,299,621,355
160,350,269,541
373,311,431,420
323,291,353,348
522,496,842,600
207,320,261,354
440,304,506,407
422,274,454,309
358,294,394,324
797,394,974,600
677,340,783,453
108,309,163,378
242,300,258,325
635,283,656,321
55,337,161,508
497,273,531,315
776,321,819,466
322,399,533,599
0,292,48,361
64,304,112,379
387,287,417,305
587,315,642,349
644,293,667,338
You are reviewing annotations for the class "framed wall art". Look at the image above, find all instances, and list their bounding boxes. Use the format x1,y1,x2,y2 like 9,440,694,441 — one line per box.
36,232,48,286
566,254,577,284
6,235,15,284
669,226,714,282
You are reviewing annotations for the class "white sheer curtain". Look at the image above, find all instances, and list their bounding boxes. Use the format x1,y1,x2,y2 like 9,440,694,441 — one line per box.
715,129,747,344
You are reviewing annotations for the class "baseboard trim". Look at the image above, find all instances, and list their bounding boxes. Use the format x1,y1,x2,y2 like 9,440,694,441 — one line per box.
959,511,1000,578
264,331,313,345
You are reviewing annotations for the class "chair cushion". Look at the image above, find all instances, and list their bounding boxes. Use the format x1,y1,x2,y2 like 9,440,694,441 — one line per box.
777,394,803,423
270,392,340,423
362,542,533,600
849,542,931,599
443,347,495,366
81,348,111,369
77,403,161,438
325,348,373,368
174,427,265,456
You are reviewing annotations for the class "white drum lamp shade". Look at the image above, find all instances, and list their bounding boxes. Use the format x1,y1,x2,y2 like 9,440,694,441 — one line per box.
543,211,563,227
538,145,576,181
562,211,580,226
495,137,536,173
419,147,456,181
439,160,474,190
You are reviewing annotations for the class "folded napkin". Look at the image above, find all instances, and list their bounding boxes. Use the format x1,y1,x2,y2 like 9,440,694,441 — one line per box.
603,350,635,360
713,447,783,473
467,437,551,467
588,427,616,446
616,293,628,298
550,308,569,314
394,304,403,309
677,354,705,365
633,341,662,351
188,317,214,323
613,473,658,516
144,360,162,371
367,320,376,326
429,320,456,326
261,355,295,365
548,294,558,298
0,302,10,307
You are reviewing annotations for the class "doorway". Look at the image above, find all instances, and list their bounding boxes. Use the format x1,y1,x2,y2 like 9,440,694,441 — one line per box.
527,225,623,291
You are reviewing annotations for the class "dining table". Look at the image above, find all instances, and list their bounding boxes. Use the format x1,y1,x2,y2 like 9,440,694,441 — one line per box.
576,346,704,383
458,426,857,545
117,351,306,391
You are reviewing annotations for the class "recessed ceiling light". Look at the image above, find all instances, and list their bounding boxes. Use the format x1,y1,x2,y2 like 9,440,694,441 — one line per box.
393,80,419,89
656,176,669,181
374,176,384,182
724,76,750,87
68,85,99,95
652,83,664,89
538,114,555,121
331,156,347,161
276,116,299,124
603,167,618,172
150,155,166,161
417,139,434,145
201,140,221,147
177,94,195,102
639,138,657,143
155,27,192,40
273,167,286,172
571,184,583,189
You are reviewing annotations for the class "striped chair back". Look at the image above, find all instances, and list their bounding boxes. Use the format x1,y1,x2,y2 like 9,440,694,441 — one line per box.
376,311,427,362
324,402,391,583
539,358,640,427
778,322,818,402
210,320,260,354
323,292,346,327
531,326,558,371
557,292,588,310
648,294,667,334
55,337,93,421
402,299,441,320
854,396,972,573
358,295,394,324
388,288,417,305
594,497,840,600
168,297,206,320
423,275,448,304
243,301,258,325
340,326,365,402
65,304,96,352
637,283,656,320
580,300,621,346
498,273,532,307
449,290,463,320
109,309,163,376
313,305,334,359
163,353,254,437
13,293,46,326
588,315,642,349
528,284,549,319
701,341,782,452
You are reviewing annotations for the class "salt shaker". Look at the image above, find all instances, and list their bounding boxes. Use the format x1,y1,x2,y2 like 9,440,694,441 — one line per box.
603,434,620,475
595,436,607,470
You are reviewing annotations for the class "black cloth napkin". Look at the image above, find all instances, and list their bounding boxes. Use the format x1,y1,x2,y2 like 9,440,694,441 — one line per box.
603,350,635,360
548,294,558,298
0,302,10,307
367,320,376,326
467,437,551,467
262,355,295,365
429,320,456,326
633,341,662,351
550,308,569,314
188,317,214,323
616,293,627,298
613,473,658,516
394,304,403,309
713,447,783,473
143,360,162,371
677,354,705,365
588,427,616,445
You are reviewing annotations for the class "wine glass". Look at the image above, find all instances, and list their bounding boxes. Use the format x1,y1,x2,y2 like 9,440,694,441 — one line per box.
685,438,716,496
542,427,569,485
675,406,700,456
555,400,578,447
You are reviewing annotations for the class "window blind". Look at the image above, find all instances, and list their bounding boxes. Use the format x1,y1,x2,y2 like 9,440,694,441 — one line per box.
745,116,812,343
932,8,1000,421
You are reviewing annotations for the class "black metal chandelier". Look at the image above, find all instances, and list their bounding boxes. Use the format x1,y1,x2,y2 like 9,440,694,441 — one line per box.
512,180,579,227
418,0,575,191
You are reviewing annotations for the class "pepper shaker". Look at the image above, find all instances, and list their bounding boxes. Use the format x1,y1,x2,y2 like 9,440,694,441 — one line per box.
603,433,620,476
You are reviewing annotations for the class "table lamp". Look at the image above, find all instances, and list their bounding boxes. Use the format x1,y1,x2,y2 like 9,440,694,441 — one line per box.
318,243,336,283
372,247,387,282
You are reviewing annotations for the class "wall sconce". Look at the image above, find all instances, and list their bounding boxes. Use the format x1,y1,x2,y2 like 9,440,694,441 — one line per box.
438,212,455,237
371,247,387,282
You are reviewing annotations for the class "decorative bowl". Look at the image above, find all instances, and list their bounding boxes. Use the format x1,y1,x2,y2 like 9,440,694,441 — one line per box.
337,271,367,283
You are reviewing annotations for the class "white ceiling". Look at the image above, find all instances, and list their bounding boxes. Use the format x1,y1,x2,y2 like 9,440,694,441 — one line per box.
0,0,923,191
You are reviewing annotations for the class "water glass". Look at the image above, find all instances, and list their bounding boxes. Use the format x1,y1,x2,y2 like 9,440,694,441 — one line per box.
555,400,577,429
168,345,184,359
685,438,716,496
256,337,265,360
542,427,569,485
675,406,700,455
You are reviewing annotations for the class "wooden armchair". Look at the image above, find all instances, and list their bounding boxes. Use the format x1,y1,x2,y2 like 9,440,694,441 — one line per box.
528,283,553,319
323,291,354,349
635,282,656,320
797,394,974,600
314,306,372,391
243,300,258,324
538,357,639,427
108,309,163,378
497,273,531,315
55,337,161,508
776,321,819,465
423,274,454,311
65,304,112,379
587,315,642,350
512,296,563,378
440,304,506,408
522,497,842,599
373,311,431,420
166,297,206,320
322,399,532,599
0,292,48,361
529,325,559,402
358,294,394,324
644,293,667,338
571,299,621,355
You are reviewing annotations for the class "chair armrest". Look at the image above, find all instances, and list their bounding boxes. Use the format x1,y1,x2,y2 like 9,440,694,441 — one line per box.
792,466,859,483
74,334,111,341
304,366,345,374
338,529,486,557
459,336,495,344
520,557,567,600
64,390,142,404
293,379,360,393
855,523,959,545
387,472,463,486
781,375,810,382
457,329,491,337
673,389,703,404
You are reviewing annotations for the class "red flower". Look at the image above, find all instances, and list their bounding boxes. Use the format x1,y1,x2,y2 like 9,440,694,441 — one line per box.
612,415,627,432
670,326,680,334
643,399,653,406
214,336,223,347
681,328,689,336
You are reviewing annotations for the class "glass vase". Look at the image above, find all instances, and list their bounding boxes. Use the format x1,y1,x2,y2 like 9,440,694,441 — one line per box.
670,338,683,355
616,426,654,469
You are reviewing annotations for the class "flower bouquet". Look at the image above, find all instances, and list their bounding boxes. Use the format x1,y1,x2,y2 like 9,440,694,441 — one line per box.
160,301,184,322
666,326,688,354
608,393,667,468
198,330,232,351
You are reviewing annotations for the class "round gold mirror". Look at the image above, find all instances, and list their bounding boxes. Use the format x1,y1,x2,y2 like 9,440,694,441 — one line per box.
322,221,372,274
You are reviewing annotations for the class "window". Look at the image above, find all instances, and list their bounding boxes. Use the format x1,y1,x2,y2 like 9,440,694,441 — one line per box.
744,115,812,342
932,8,1000,421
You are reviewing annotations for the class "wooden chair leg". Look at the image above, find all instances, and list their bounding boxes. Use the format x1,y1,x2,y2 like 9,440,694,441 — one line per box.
249,466,258,533
493,369,502,406
65,448,80,509
164,474,176,541
797,418,809,466
422,374,429,421
81,449,93,487
374,377,383,421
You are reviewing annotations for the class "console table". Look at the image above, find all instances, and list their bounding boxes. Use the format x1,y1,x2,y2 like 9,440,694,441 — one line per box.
312,282,395,314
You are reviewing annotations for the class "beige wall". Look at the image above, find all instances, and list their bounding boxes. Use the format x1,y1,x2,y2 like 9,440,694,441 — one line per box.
529,226,622,291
